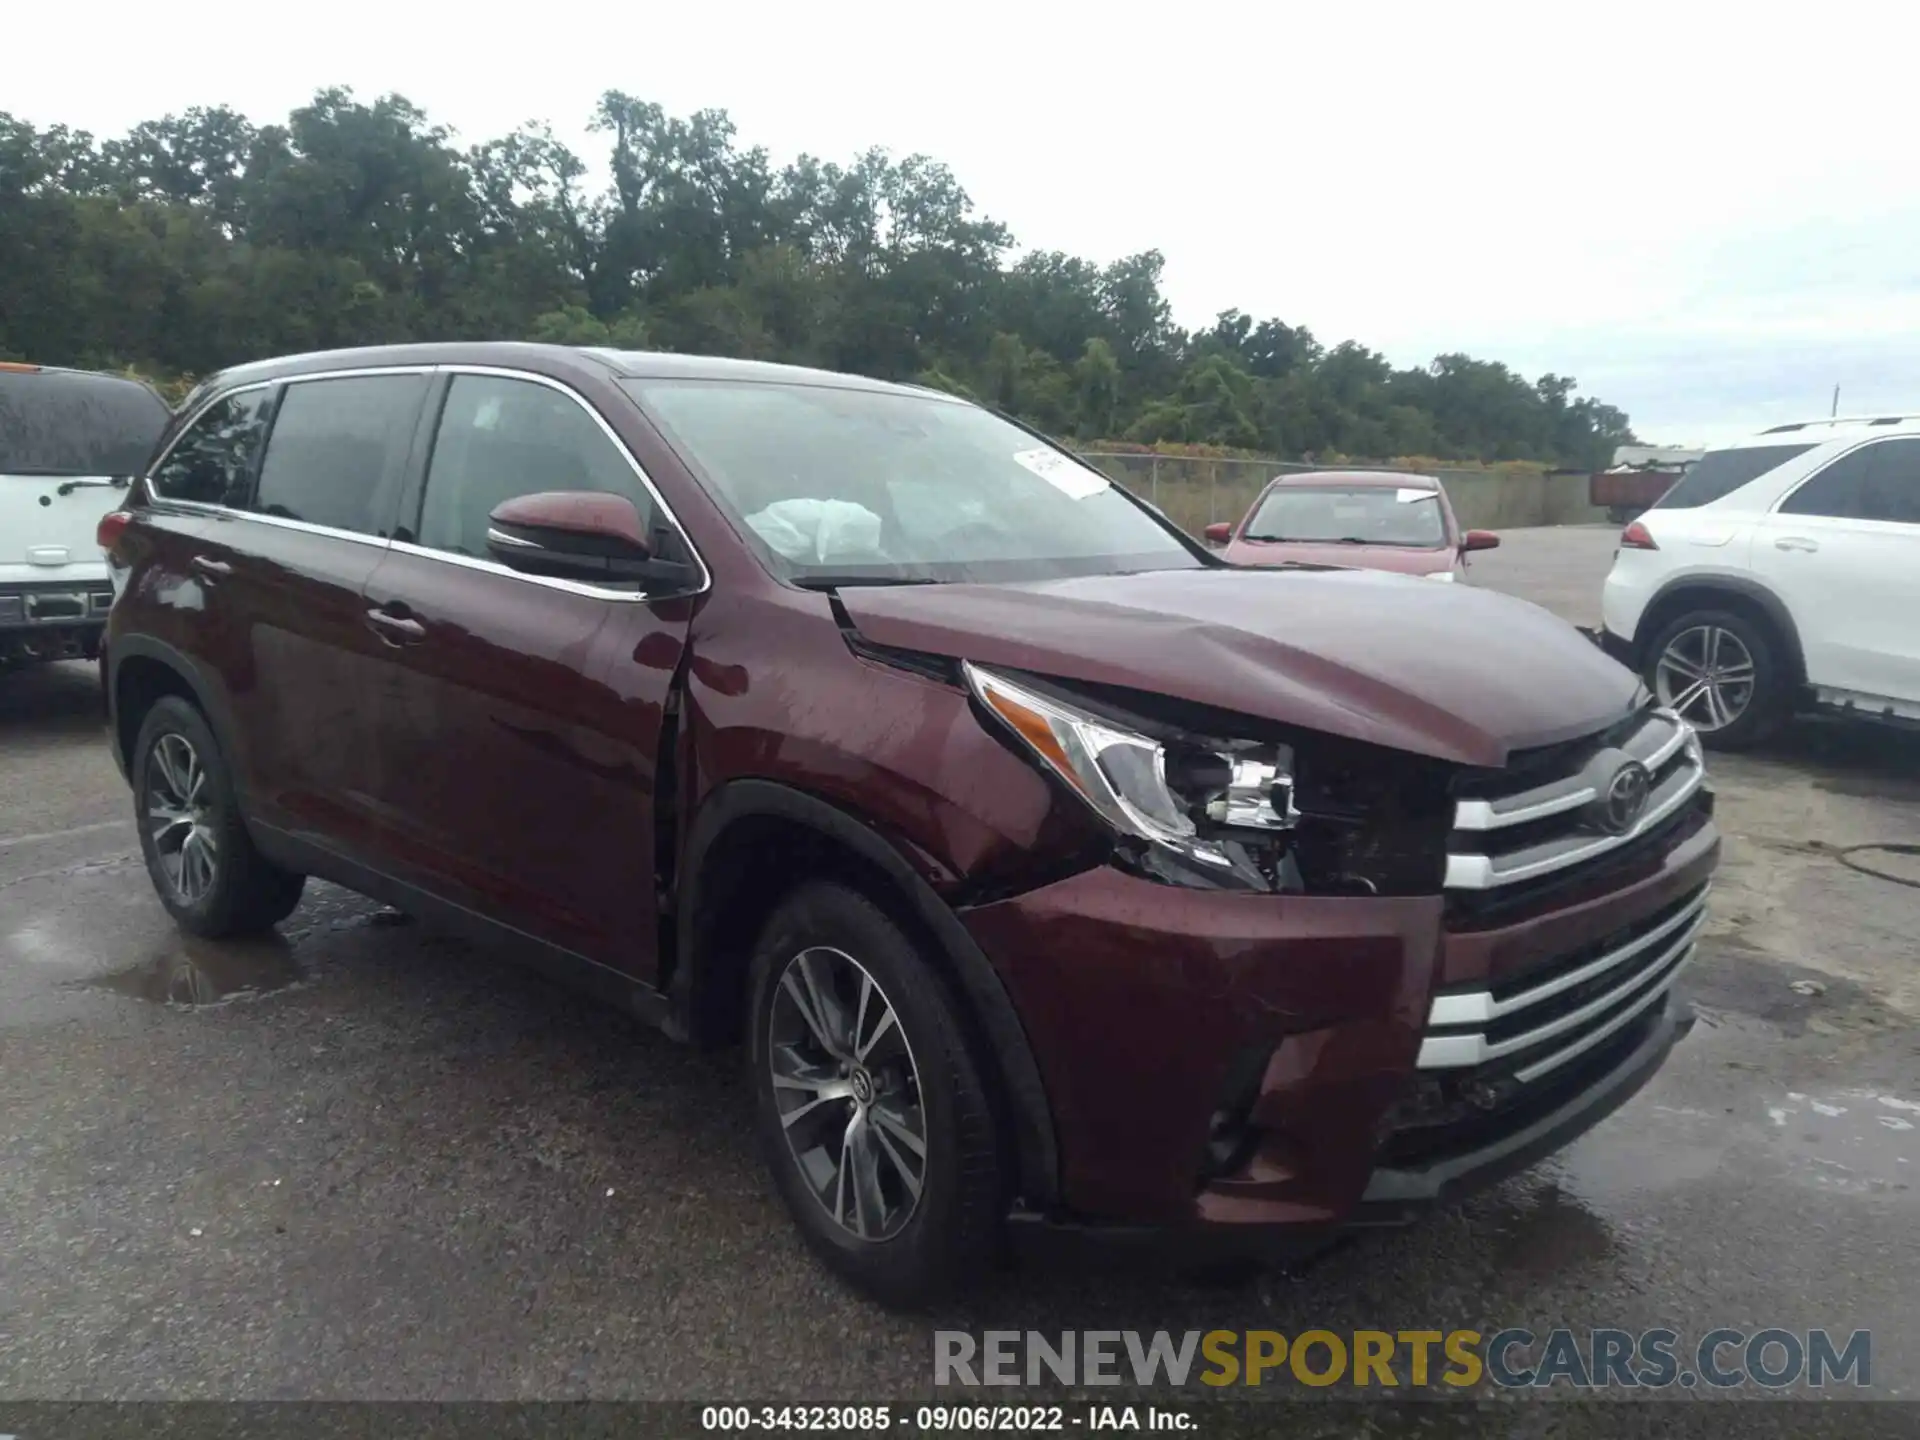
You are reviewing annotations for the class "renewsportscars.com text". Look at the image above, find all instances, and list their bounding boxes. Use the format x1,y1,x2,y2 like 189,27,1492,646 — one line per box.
934,1328,1871,1390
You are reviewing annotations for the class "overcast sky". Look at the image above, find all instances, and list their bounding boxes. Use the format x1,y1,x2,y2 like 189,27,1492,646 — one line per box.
14,1,1918,446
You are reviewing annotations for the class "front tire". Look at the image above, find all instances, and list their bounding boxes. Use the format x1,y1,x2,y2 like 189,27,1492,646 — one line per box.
132,696,306,937
748,881,1005,1307
1643,607,1786,750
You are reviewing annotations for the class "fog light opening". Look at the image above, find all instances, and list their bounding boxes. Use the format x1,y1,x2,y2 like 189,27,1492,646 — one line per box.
1197,1045,1274,1185
1201,1109,1264,1183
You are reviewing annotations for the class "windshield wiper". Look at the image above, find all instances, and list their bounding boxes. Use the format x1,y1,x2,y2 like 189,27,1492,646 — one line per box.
790,574,944,590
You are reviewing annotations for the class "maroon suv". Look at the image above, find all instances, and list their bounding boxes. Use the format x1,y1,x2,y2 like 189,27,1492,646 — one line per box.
100,345,1719,1304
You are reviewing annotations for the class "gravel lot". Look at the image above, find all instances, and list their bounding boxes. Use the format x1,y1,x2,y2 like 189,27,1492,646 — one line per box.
2,528,1916,1408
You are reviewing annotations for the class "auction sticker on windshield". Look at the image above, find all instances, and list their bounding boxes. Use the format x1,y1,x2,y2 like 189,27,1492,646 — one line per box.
1013,447,1110,500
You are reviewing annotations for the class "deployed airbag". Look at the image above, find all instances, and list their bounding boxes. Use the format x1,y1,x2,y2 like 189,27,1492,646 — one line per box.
746,499,885,564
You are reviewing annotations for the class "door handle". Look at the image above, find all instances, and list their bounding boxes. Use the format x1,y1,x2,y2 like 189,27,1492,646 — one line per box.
1774,536,1820,552
189,555,232,577
365,605,425,643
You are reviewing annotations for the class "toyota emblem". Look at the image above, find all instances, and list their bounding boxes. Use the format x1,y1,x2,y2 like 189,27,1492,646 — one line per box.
1592,761,1651,835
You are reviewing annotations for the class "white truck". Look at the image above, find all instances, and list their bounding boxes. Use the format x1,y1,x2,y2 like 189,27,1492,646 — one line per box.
1,364,170,667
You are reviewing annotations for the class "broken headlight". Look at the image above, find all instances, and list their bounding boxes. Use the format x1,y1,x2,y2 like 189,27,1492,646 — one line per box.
966,664,1300,889
966,663,1454,895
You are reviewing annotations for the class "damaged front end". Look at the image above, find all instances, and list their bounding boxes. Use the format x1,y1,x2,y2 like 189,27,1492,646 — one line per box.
963,662,1456,900
827,620,1706,1236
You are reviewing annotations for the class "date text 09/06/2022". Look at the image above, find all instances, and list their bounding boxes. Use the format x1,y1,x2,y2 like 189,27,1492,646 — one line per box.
701,1406,1191,1432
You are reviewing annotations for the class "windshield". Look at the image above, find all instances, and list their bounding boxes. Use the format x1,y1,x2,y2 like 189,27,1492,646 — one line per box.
1242,484,1448,547
0,369,170,477
623,379,1202,584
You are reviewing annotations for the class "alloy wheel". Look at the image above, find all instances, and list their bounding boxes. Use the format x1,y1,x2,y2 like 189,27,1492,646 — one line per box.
144,733,219,904
1654,624,1756,732
767,946,928,1242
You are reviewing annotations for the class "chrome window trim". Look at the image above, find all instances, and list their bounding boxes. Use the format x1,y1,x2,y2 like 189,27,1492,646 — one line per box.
202,505,392,551
139,362,711,603
383,536,678,602
1426,884,1710,1028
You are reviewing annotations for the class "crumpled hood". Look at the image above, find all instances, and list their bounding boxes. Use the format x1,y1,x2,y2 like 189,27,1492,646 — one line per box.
839,566,1641,767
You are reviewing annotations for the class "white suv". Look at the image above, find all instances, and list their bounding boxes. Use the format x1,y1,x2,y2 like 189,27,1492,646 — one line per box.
1601,415,1920,748
1,364,169,667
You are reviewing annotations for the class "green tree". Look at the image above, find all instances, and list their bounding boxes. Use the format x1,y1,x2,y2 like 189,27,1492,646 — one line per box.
983,331,1027,413
0,91,1635,470
1074,338,1122,438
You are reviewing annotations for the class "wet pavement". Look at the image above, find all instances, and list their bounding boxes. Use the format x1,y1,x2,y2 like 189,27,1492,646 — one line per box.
3,541,1919,1403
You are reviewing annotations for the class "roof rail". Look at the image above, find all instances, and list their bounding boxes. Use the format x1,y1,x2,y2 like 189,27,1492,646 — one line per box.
1760,414,1920,434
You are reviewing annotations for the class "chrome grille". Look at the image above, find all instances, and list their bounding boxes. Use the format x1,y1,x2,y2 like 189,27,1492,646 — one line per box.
1445,707,1706,892
1417,883,1706,1083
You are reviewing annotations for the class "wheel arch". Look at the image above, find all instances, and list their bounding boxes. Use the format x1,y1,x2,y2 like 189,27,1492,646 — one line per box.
675,778,1061,1208
108,636,243,785
1634,574,1807,690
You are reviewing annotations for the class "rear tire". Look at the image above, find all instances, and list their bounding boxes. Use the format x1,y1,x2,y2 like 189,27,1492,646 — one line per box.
1642,607,1787,751
132,696,306,937
748,880,1005,1308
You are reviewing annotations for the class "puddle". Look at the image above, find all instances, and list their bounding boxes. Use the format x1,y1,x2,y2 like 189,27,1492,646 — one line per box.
1471,1179,1618,1274
1558,1119,1732,1197
92,933,301,1006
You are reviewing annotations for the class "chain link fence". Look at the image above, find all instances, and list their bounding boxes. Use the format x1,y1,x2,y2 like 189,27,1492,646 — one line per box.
1077,452,1608,537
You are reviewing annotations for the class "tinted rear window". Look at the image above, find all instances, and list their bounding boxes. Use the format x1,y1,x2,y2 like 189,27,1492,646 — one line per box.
254,374,428,535
1653,444,1814,509
0,370,170,476
1780,438,1920,524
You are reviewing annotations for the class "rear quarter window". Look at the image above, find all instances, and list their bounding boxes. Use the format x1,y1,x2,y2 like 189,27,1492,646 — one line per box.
1653,444,1815,509
148,390,277,507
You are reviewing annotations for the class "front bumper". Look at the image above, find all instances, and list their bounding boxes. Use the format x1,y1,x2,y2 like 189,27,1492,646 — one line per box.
1003,992,1694,1267
1356,990,1692,1218
960,808,1718,1245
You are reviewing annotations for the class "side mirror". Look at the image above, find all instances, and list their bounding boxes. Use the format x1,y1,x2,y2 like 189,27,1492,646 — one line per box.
1203,522,1233,545
487,491,694,589
1462,529,1501,553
